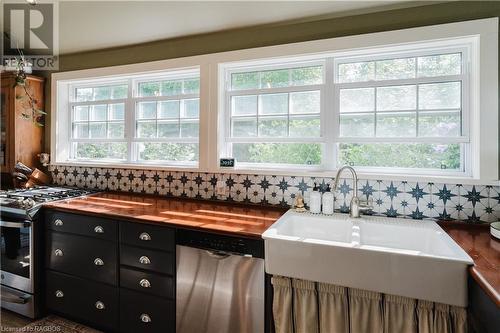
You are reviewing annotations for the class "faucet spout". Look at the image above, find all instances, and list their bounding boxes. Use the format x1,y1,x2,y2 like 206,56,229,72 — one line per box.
333,166,371,218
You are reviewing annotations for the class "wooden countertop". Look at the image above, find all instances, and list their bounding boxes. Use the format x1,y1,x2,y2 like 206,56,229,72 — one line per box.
440,222,500,307
43,192,286,239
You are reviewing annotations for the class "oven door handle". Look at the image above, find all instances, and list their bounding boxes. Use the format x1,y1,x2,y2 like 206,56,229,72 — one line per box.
0,220,31,228
0,292,31,304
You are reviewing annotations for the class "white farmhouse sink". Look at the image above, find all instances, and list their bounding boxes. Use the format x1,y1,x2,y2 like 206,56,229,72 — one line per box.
262,211,474,307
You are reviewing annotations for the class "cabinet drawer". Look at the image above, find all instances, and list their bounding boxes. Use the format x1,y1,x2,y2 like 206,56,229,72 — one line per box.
120,245,174,275
46,270,119,332
46,232,118,285
46,211,117,241
120,222,174,251
120,267,174,299
120,289,174,333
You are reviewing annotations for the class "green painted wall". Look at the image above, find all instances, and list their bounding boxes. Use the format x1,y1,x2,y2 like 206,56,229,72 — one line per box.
43,1,500,172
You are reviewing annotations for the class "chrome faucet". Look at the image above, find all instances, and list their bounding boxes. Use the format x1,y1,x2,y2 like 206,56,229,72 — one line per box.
333,166,372,218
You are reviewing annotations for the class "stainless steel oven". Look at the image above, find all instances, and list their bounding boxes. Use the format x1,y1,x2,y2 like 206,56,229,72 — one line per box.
0,217,37,317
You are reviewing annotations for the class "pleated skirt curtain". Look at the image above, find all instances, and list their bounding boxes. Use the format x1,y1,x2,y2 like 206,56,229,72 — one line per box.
271,276,467,333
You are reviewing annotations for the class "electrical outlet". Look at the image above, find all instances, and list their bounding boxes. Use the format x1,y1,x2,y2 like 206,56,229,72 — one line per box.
216,180,226,196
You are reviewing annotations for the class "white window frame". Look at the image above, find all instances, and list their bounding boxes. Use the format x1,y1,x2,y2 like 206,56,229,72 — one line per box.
65,68,200,166
51,18,498,184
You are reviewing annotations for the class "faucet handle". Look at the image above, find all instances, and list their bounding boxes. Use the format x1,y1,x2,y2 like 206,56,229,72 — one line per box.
359,197,374,211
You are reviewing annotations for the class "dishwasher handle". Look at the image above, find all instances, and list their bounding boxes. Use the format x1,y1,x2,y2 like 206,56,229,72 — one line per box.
205,250,231,259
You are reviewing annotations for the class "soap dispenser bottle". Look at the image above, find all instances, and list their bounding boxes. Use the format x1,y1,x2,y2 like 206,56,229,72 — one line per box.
322,185,334,215
309,183,322,214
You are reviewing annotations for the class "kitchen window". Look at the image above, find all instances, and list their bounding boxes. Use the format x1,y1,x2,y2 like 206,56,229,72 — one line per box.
68,69,200,166
222,62,325,168
220,45,471,175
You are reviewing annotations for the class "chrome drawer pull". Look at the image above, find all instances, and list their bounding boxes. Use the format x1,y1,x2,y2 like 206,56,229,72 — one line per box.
140,314,151,323
139,279,151,288
139,256,151,265
94,258,104,266
54,219,63,226
94,226,104,234
54,249,63,257
95,301,105,310
55,290,64,298
139,232,151,241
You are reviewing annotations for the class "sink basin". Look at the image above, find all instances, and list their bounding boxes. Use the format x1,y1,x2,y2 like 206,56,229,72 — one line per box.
262,211,474,307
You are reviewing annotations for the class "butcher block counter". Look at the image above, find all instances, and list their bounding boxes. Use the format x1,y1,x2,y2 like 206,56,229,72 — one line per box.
43,192,286,239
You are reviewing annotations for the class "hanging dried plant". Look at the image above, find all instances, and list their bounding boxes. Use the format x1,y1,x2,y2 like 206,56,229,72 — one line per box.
13,49,45,127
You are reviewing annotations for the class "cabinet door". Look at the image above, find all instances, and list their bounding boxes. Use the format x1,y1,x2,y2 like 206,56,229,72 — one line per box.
0,83,11,173
46,232,118,285
46,270,119,332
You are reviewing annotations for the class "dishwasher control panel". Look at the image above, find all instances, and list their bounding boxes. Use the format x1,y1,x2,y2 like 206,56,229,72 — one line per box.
176,229,264,258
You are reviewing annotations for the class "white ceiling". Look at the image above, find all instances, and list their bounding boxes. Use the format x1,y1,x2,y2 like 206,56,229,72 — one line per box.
58,0,421,54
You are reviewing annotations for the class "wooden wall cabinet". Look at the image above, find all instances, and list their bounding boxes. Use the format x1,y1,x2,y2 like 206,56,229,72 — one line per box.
1,73,44,188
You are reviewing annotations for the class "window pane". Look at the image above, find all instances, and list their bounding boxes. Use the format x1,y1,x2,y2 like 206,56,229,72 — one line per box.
338,143,461,170
183,79,200,94
93,86,112,101
137,101,157,119
158,121,179,138
338,62,375,83
289,116,320,137
74,106,88,121
76,88,93,102
233,143,321,165
108,122,124,138
258,117,287,137
376,58,415,80
259,93,288,115
290,91,320,114
231,72,259,90
108,103,124,120
291,66,323,86
182,99,199,118
111,85,128,99
75,142,126,160
339,114,374,137
232,95,257,116
260,69,289,88
418,111,461,137
232,118,257,137
138,82,160,97
89,122,106,138
161,80,183,96
377,112,416,137
158,100,180,118
419,82,461,110
377,85,416,111
137,121,156,138
418,53,461,77
180,121,199,138
73,123,89,139
90,105,107,121
340,88,374,113
138,143,199,162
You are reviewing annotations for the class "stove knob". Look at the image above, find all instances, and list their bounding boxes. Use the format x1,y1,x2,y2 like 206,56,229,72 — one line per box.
95,301,105,310
54,249,63,257
55,290,64,298
54,219,63,227
94,226,104,234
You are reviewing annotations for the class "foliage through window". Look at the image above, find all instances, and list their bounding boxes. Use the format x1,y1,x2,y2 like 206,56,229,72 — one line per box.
69,70,200,165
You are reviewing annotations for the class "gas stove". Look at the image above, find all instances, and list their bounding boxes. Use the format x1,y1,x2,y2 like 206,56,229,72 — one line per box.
0,186,95,219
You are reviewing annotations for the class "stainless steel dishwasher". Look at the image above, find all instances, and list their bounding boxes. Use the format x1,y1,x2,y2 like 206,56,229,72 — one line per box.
176,230,265,333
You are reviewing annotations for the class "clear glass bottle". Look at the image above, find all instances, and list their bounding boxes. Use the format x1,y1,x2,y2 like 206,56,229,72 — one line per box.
322,185,334,215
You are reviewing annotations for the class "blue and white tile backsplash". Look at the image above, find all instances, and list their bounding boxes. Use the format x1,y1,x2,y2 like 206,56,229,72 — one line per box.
49,165,500,223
